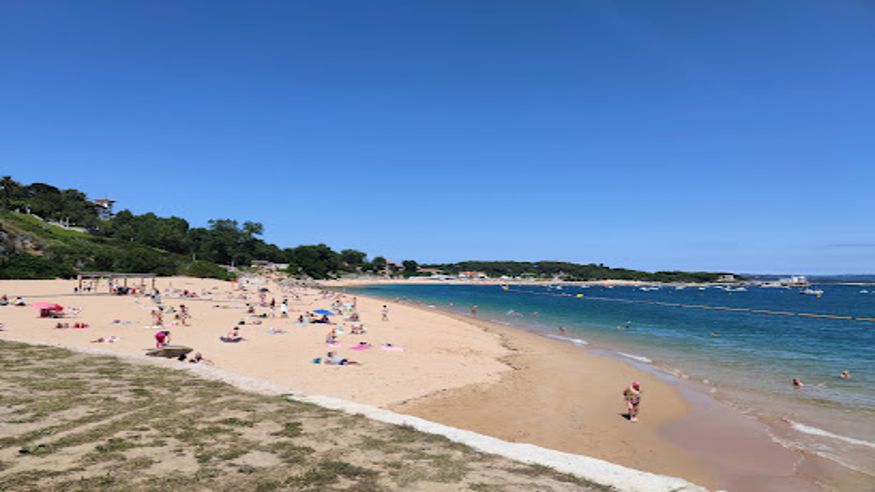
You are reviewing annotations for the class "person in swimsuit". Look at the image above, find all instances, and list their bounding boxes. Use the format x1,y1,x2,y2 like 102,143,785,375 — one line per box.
154,330,170,348
623,381,642,422
324,351,359,366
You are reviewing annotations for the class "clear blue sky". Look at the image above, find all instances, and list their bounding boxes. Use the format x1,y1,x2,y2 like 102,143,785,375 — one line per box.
2,1,873,274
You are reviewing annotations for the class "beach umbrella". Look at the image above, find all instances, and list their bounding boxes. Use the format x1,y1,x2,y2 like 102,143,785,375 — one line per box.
32,302,63,311
314,309,333,316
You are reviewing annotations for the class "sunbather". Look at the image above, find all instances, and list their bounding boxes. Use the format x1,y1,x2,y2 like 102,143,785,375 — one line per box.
91,336,119,343
221,326,243,342
323,351,359,366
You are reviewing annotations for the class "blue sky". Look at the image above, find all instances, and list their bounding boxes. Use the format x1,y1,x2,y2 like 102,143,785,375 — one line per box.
2,1,873,274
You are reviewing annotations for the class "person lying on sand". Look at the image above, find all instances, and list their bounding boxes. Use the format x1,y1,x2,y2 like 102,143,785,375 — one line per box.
91,336,119,343
323,351,360,366
0,294,8,306
189,352,212,365
350,323,366,335
623,381,642,422
13,296,25,306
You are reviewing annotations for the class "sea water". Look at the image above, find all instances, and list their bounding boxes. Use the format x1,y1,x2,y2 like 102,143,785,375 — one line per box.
346,283,875,477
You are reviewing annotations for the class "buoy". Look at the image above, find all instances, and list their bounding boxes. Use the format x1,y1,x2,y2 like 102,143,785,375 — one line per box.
576,294,584,298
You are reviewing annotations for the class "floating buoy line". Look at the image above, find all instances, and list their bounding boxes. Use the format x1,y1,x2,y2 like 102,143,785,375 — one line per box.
500,286,875,324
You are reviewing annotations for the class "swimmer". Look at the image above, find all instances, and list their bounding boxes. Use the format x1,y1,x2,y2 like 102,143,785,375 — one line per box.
710,331,719,337
559,325,567,335
840,370,850,380
792,377,804,388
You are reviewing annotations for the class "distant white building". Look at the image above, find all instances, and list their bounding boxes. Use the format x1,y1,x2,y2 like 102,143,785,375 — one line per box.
717,274,737,283
458,271,488,279
92,198,116,220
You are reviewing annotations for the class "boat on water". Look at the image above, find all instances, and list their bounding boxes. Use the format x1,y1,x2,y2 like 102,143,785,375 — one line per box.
800,287,824,297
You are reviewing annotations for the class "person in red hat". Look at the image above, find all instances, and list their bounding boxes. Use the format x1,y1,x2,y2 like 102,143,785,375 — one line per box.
623,381,642,422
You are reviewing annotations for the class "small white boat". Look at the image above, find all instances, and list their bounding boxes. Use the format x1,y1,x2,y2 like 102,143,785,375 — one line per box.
800,288,824,297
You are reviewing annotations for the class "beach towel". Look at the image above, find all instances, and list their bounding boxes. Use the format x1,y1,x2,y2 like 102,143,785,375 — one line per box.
326,342,341,348
349,344,371,351
220,336,243,343
381,345,404,352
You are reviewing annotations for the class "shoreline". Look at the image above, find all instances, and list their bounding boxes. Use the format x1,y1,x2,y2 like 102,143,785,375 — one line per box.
0,338,703,492
337,285,873,491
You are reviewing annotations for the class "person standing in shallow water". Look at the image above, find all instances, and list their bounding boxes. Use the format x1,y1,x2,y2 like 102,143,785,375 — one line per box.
623,381,642,422
471,304,478,317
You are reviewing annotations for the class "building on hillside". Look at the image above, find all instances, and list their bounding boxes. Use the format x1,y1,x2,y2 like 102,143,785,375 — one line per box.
92,198,116,220
251,260,289,271
717,274,737,283
458,271,488,279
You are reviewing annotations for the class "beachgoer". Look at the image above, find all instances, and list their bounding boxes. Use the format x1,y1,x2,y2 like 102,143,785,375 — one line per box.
154,330,170,348
559,326,567,335
324,351,359,366
13,296,25,306
189,352,211,365
710,331,719,337
623,381,642,422
225,326,243,342
793,377,804,388
840,370,850,379
381,305,389,321
280,300,289,318
471,304,478,316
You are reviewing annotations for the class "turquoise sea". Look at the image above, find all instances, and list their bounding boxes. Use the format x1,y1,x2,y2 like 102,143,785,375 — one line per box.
346,282,875,477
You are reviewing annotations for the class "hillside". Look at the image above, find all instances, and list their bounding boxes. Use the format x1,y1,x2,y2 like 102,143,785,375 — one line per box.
0,212,226,279
426,260,734,283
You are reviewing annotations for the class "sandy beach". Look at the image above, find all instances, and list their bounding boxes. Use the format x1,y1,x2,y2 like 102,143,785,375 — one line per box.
1,276,864,491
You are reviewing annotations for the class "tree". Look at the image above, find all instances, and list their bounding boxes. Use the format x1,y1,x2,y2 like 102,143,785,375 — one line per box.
371,256,387,273
285,244,341,279
340,249,367,271
1,176,20,210
402,260,419,277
